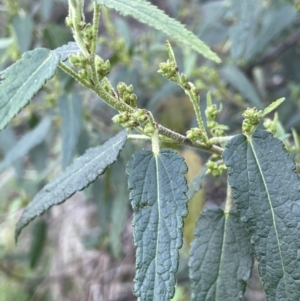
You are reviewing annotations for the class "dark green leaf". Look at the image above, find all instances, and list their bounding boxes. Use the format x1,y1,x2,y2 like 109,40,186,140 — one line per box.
15,131,127,241
59,93,82,169
0,117,51,172
127,149,188,301
96,0,221,63
29,220,47,269
12,13,33,53
0,48,60,131
53,42,80,61
223,130,300,300
220,65,262,109
189,207,253,301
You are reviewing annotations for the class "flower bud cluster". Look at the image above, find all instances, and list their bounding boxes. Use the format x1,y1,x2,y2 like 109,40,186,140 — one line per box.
95,56,111,79
117,82,137,108
206,160,227,177
186,128,210,145
263,117,277,135
242,107,263,135
205,102,228,137
112,109,154,132
158,60,178,81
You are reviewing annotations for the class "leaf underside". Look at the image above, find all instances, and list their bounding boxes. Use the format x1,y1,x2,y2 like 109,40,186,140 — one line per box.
53,42,80,61
0,48,59,131
15,131,127,241
96,0,221,63
189,207,253,301
127,149,188,301
223,130,300,301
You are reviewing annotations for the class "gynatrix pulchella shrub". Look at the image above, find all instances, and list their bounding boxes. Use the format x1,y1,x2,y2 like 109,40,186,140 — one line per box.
0,0,299,300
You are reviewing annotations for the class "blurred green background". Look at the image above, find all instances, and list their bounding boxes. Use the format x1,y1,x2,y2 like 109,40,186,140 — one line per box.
0,0,300,300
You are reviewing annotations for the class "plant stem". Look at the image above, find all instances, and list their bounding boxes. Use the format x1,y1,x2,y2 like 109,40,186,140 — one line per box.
58,61,92,89
91,2,100,55
210,136,234,144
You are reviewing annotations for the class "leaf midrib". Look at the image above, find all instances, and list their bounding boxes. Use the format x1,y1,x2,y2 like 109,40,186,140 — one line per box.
154,153,161,301
248,138,288,296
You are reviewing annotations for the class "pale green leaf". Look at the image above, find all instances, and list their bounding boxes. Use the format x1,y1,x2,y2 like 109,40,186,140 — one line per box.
223,130,300,300
228,0,258,59
246,4,297,61
96,0,221,63
53,42,80,62
15,131,127,241
189,207,253,301
59,93,82,169
220,65,262,109
0,126,23,177
0,48,60,131
12,13,33,53
0,117,51,172
110,162,129,258
262,97,285,117
127,149,188,301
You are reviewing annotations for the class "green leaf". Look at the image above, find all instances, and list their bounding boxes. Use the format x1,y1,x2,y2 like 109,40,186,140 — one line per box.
0,126,23,177
228,0,257,59
110,161,129,258
59,93,82,169
223,130,300,300
0,117,51,172
262,97,285,117
189,207,253,301
245,4,297,61
12,13,33,53
53,42,80,62
0,48,60,131
96,0,221,63
15,131,127,241
220,65,263,109
29,219,47,269
127,149,188,301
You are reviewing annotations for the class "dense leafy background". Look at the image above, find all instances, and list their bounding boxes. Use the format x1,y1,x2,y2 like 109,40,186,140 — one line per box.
0,0,300,300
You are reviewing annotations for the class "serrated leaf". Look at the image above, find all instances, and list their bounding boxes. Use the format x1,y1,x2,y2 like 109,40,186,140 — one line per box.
0,48,60,131
59,93,82,169
223,130,300,300
0,117,51,172
15,131,127,241
96,0,221,63
189,207,253,301
127,149,188,301
53,42,80,61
